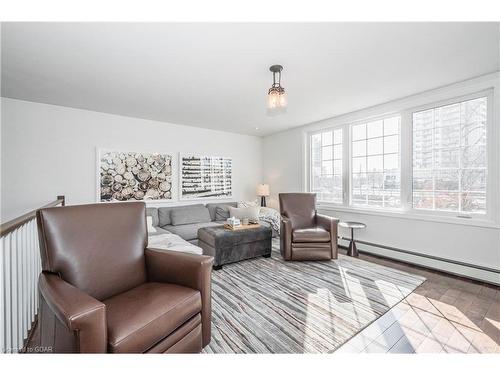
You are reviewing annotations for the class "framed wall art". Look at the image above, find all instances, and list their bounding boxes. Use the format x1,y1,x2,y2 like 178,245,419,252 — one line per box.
97,149,173,202
179,154,232,200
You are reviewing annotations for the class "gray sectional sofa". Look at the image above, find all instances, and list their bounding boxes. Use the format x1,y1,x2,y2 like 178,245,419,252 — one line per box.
146,202,277,244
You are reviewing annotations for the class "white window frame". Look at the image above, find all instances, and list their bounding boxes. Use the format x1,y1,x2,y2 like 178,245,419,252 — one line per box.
348,113,402,210
306,88,496,228
308,125,348,206
407,90,493,220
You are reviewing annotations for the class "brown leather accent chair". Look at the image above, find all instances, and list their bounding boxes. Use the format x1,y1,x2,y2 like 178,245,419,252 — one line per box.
36,202,213,353
279,193,339,261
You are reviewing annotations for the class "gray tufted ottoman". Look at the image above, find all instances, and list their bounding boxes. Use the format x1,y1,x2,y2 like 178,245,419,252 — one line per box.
197,225,272,270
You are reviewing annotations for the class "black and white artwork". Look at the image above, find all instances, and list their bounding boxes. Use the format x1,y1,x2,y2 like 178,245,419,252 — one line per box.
180,154,232,200
98,150,173,202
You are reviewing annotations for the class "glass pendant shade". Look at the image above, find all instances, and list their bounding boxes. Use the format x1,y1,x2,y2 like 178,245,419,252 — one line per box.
278,92,287,107
267,90,281,109
267,65,286,111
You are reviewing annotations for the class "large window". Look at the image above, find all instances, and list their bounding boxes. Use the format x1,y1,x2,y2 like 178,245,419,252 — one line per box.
412,97,487,214
308,90,490,220
311,128,343,203
351,116,401,208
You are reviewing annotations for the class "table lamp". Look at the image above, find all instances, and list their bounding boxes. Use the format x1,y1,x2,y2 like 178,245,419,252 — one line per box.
256,184,270,207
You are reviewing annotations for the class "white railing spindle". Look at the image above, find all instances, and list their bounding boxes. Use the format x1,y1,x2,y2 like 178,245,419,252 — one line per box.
0,196,64,353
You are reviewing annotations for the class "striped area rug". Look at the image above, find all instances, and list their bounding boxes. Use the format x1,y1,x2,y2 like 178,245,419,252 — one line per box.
204,239,425,353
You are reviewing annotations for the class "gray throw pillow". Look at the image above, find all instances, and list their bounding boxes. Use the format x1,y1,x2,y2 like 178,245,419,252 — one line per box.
215,205,231,221
229,206,260,221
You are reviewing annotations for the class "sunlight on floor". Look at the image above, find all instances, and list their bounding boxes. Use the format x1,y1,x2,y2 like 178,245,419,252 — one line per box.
484,318,500,330
335,292,500,354
303,288,337,353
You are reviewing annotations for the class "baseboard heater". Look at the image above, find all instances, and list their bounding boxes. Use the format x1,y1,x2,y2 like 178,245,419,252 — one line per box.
338,236,500,284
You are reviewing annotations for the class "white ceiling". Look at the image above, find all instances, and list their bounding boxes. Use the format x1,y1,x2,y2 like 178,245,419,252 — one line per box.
1,22,499,136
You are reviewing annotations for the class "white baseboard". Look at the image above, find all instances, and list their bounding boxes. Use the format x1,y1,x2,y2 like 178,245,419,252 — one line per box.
338,238,500,286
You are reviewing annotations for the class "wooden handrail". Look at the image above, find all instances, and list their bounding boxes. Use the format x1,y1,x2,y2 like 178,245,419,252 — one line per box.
0,195,65,237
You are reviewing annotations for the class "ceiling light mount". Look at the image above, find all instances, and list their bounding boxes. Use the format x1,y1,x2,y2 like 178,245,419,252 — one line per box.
267,64,287,112
269,64,283,74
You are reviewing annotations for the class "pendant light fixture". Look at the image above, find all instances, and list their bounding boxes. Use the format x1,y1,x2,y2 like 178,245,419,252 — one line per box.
267,64,287,112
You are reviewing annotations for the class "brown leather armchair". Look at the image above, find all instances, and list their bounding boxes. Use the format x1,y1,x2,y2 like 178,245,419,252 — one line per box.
279,193,339,261
36,202,213,353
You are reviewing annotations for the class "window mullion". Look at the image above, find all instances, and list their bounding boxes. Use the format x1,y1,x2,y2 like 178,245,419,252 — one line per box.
400,111,412,212
342,124,350,206
458,102,463,213
432,109,436,210
364,125,368,206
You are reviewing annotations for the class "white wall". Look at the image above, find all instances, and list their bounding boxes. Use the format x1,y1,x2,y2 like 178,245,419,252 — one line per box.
263,73,500,284
1,98,263,222
263,128,305,210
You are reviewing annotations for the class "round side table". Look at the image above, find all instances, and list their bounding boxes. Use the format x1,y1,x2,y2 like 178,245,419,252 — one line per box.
339,221,366,257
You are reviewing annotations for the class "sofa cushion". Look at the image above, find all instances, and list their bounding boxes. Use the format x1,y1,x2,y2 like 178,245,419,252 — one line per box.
104,282,201,353
292,227,330,243
158,207,172,226
162,222,222,241
206,202,237,221
170,205,211,226
158,204,209,226
215,205,232,221
146,207,159,227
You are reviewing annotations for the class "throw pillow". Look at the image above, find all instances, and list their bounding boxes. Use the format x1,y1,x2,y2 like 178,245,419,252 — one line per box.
229,206,260,221
146,216,157,233
237,199,259,208
215,205,231,221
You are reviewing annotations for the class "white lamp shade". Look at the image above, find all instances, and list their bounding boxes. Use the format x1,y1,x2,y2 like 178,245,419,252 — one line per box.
267,92,287,109
256,184,270,196
267,91,280,109
278,92,287,107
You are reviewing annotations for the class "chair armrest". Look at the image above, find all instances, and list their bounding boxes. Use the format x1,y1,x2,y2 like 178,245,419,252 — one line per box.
316,213,340,259
145,248,213,347
38,273,107,353
316,213,339,233
280,216,293,260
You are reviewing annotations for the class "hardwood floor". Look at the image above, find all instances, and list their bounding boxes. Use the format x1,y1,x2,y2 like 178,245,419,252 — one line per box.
335,249,500,353
24,246,500,354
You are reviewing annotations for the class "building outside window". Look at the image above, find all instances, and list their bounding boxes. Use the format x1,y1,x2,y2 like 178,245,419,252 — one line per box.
310,128,343,203
351,116,401,208
308,93,489,219
412,97,487,214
